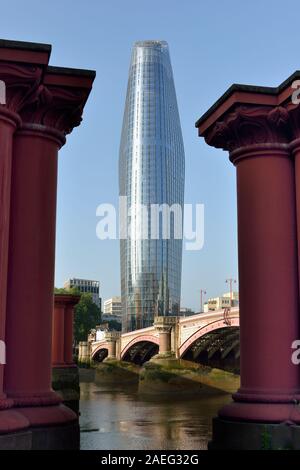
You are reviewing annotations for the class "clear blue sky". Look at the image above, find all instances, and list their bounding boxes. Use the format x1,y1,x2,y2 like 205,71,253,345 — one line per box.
2,0,299,311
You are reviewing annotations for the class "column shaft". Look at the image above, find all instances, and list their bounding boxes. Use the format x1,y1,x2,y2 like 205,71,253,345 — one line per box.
219,145,300,423
107,341,116,359
159,331,171,354
64,305,75,365
234,147,299,401
0,111,19,407
5,125,63,405
52,305,65,366
292,142,300,297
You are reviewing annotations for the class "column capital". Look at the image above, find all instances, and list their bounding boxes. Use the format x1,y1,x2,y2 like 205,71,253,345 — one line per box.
0,40,96,146
0,62,43,114
0,39,51,121
154,315,177,332
195,71,300,158
204,105,291,154
19,66,95,138
54,293,81,308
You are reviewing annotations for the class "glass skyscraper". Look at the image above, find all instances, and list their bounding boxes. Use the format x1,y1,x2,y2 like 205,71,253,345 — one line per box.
119,40,185,332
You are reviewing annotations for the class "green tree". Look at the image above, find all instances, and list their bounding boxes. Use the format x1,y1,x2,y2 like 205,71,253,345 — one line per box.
54,287,80,295
74,293,101,343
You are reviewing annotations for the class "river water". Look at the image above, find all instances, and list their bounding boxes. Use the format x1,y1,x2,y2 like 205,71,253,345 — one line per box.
79,379,231,450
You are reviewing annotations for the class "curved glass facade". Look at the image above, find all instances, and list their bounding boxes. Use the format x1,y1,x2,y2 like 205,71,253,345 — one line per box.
119,40,185,332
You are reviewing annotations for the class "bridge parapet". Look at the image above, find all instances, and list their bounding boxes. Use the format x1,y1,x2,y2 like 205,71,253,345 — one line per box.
179,308,239,346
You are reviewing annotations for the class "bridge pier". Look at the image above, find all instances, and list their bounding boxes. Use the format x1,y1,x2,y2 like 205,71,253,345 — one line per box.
103,332,121,360
196,74,300,449
78,341,91,367
0,39,95,449
154,316,177,357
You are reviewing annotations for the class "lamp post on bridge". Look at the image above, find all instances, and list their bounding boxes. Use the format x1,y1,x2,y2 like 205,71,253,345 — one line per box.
225,278,236,305
200,289,206,313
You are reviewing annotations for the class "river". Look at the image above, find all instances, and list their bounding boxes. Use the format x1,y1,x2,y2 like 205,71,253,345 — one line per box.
79,379,231,450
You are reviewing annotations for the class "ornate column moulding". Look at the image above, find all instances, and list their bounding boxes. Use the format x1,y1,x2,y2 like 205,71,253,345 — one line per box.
196,71,300,449
20,65,96,135
0,39,50,116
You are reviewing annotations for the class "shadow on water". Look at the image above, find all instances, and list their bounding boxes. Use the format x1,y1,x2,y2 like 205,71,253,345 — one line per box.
79,378,231,450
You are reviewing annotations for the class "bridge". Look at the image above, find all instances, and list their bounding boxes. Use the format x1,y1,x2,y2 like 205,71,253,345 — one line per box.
80,307,239,372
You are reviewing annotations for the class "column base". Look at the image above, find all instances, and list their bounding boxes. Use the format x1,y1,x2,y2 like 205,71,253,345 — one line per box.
18,404,79,449
8,390,61,407
0,430,32,450
17,403,77,427
52,366,80,414
0,409,31,450
209,416,300,450
0,397,14,410
0,408,30,433
220,400,300,423
30,420,79,450
0,406,79,449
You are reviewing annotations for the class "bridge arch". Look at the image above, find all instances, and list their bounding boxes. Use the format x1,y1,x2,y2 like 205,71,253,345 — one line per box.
179,317,240,373
91,343,109,362
121,335,159,365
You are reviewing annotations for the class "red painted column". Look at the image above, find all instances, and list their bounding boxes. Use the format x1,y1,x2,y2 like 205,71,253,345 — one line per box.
0,41,50,436
52,301,66,367
5,124,65,406
4,67,95,429
197,103,300,424
291,138,300,300
64,299,80,365
52,294,80,367
226,143,300,421
0,109,20,411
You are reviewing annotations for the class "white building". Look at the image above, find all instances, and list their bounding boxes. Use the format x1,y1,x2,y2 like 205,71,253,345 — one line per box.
64,278,101,308
104,297,122,319
203,292,239,312
223,291,239,302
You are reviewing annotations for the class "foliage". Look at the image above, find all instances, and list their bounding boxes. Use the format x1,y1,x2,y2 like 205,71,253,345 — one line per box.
54,287,81,295
74,293,101,343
